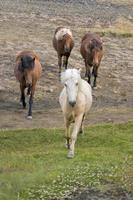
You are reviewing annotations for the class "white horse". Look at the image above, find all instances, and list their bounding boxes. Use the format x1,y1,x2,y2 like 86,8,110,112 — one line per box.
59,69,92,158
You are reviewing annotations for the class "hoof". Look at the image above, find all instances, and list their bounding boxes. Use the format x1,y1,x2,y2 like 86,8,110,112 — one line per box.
65,143,70,149
79,129,84,135
92,86,98,90
67,150,74,159
27,115,32,120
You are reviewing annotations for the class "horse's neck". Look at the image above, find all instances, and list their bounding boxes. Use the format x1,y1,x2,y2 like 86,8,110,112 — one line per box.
78,79,91,96
78,79,83,92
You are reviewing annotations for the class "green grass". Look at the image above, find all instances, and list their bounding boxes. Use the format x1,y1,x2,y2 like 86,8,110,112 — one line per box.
0,122,133,200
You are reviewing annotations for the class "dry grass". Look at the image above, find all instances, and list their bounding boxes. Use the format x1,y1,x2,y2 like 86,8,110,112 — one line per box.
76,17,133,37
100,0,133,5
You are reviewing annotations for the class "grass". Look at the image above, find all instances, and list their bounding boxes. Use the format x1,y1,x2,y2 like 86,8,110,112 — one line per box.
0,122,133,200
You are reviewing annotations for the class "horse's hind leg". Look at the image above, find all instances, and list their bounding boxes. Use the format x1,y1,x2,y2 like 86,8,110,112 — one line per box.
20,83,26,108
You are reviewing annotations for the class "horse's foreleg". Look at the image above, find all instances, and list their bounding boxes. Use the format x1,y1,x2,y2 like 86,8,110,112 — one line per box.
63,55,69,70
27,84,35,119
67,114,83,158
65,119,71,149
85,60,88,77
85,61,91,84
20,83,26,108
87,67,91,85
58,55,62,74
92,65,98,88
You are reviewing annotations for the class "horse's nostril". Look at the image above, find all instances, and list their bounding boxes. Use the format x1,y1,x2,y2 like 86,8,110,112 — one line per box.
69,101,76,107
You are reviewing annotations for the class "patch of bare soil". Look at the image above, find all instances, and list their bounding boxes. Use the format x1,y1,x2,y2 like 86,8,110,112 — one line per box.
66,187,133,200
0,0,133,129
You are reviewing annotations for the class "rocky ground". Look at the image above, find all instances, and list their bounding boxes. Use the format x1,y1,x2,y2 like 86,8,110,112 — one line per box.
0,0,133,129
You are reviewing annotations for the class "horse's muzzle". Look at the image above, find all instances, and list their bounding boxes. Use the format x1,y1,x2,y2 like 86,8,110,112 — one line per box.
64,47,70,53
69,101,76,107
26,82,32,88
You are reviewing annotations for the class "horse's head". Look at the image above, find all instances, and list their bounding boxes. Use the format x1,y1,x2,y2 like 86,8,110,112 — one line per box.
64,34,73,53
61,69,81,107
90,39,103,67
20,56,35,87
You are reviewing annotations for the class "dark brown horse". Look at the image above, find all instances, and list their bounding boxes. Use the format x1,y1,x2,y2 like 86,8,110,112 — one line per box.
53,27,74,73
14,51,42,119
80,32,103,88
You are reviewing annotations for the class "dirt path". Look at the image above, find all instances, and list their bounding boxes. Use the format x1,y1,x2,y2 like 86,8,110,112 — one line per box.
0,0,133,129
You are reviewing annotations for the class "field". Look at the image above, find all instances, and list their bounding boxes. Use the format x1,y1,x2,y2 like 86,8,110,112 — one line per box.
0,122,133,200
0,0,133,199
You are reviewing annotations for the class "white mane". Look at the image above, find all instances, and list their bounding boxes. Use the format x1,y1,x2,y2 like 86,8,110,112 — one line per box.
55,28,73,40
61,69,81,84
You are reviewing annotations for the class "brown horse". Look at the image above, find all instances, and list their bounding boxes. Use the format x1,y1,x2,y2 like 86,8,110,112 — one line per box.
53,27,74,73
80,32,103,88
14,51,42,119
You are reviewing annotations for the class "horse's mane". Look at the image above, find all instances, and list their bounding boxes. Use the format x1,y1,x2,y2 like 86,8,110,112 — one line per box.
55,28,73,41
61,69,81,84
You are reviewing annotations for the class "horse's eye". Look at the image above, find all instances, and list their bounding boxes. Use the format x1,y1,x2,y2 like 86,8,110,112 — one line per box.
65,83,67,87
76,82,78,86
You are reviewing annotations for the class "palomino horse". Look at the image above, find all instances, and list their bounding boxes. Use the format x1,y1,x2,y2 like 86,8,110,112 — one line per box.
53,27,74,73
59,69,92,158
14,51,42,119
80,32,103,88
